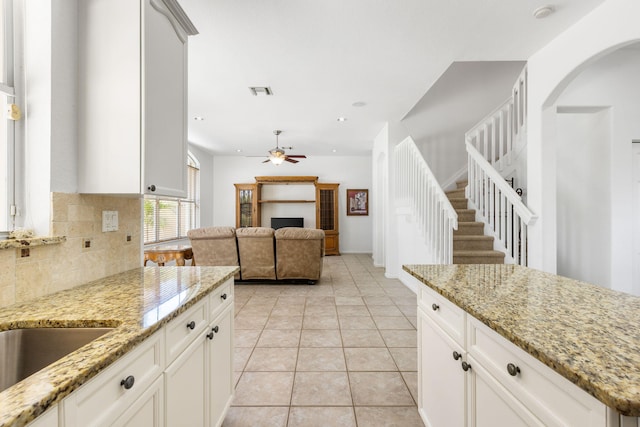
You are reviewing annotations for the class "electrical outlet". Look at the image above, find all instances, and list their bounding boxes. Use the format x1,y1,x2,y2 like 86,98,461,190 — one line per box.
20,248,29,258
126,234,132,242
83,238,92,249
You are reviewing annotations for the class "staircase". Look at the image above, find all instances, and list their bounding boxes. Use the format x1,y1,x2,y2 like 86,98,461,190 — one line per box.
447,180,505,264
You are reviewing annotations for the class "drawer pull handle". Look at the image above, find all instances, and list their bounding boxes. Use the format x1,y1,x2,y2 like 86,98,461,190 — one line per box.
431,303,439,311
120,375,135,390
461,361,472,372
452,351,462,361
186,321,196,330
220,293,227,300
212,326,219,333
507,363,521,376
207,330,215,340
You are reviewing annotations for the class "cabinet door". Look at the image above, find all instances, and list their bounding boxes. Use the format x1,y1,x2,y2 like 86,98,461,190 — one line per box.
26,407,58,427
418,308,466,427
143,0,188,197
165,332,207,427
208,305,234,427
316,183,339,255
235,184,261,228
468,355,542,427
113,376,164,427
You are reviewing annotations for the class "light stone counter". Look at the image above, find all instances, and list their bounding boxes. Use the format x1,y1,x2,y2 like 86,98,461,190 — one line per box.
0,266,238,427
403,264,640,416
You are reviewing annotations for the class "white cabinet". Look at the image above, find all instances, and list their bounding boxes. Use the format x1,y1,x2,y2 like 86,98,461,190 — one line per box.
208,304,234,427
417,285,608,427
77,0,197,197
27,407,58,427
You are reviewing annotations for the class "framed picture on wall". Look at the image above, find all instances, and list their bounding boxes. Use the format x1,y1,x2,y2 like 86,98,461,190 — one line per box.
346,189,368,216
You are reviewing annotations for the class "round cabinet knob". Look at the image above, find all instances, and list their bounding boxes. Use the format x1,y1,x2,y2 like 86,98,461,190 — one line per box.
431,303,439,311
120,375,135,390
148,185,156,192
207,331,215,340
220,293,227,300
186,321,196,330
461,361,472,372
212,326,219,333
507,363,521,377
452,351,462,361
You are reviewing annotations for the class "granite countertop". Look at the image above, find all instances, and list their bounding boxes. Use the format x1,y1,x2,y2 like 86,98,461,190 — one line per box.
403,264,640,416
0,266,238,427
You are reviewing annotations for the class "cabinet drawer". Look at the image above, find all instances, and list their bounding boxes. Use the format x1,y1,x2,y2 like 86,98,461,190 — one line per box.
209,278,233,319
418,286,465,346
467,317,607,427
166,297,209,363
64,331,164,427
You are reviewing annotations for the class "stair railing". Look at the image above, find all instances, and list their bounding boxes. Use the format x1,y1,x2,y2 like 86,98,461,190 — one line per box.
466,141,537,266
466,67,527,171
394,137,458,264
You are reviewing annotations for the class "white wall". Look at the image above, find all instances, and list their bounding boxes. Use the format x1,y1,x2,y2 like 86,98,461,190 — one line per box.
556,109,611,287
212,155,373,253
554,47,640,292
526,0,640,274
188,143,214,227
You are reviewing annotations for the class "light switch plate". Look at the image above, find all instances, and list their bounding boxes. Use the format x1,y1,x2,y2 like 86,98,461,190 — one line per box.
102,210,118,232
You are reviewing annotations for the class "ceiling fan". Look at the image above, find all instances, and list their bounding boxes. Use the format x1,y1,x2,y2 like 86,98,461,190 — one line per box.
262,130,307,165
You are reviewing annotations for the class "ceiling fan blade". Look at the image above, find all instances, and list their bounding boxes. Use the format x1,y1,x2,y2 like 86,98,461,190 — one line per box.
286,155,306,158
262,159,270,163
285,158,299,163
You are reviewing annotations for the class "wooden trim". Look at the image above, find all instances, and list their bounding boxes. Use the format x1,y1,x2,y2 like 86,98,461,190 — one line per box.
254,176,318,184
258,200,315,204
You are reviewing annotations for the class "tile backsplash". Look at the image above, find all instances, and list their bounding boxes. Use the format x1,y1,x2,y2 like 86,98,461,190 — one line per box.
0,193,141,308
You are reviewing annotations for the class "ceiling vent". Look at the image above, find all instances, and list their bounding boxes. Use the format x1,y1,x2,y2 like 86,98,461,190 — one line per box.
249,86,273,96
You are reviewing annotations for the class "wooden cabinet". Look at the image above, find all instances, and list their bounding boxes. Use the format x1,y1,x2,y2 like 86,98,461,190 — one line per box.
234,177,340,255
234,184,261,228
417,284,608,427
316,183,340,255
77,0,197,197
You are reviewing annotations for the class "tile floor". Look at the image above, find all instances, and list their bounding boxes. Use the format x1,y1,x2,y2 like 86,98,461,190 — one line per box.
223,254,425,427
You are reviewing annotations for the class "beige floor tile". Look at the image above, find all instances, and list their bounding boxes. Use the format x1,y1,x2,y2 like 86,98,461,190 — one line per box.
338,316,377,330
306,286,335,296
270,304,305,316
366,304,403,316
349,372,414,406
302,315,339,329
335,296,364,305
373,316,415,330
336,305,371,317
397,305,418,316
357,287,387,296
379,330,417,347
277,296,307,305
288,407,356,427
245,296,279,306
354,406,424,427
222,406,289,427
233,371,242,388
391,296,418,306
344,348,397,371
238,304,273,316
297,347,346,371
402,371,419,404
245,347,298,371
363,296,394,305
234,329,262,348
300,329,343,347
234,347,253,372
265,315,303,330
235,315,269,329
304,304,337,316
407,316,418,328
291,372,352,406
389,347,418,371
340,329,385,347
256,329,301,347
333,288,362,297
233,372,295,406
305,296,336,306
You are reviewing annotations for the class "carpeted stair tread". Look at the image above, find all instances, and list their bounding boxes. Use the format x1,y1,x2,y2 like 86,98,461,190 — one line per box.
456,180,468,189
454,222,484,236
455,209,476,222
446,189,466,199
449,199,468,209
453,250,505,264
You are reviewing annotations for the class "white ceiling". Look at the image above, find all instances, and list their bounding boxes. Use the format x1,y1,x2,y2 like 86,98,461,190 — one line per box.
180,0,605,158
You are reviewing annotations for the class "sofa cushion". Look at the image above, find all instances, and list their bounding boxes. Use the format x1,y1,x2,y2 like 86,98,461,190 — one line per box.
187,227,239,274
275,227,324,281
236,227,277,280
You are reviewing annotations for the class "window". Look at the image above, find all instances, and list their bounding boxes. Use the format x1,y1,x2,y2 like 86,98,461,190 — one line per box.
0,0,15,233
144,152,200,244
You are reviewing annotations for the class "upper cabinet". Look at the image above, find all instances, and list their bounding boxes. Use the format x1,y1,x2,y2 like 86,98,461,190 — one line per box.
77,0,198,197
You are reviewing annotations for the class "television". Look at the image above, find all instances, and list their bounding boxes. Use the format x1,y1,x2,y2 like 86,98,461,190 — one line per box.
271,217,304,230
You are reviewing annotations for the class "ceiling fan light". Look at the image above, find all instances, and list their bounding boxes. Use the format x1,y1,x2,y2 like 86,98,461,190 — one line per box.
270,155,285,165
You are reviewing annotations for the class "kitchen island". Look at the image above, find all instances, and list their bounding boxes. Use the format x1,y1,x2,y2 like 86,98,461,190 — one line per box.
0,266,238,427
404,264,640,426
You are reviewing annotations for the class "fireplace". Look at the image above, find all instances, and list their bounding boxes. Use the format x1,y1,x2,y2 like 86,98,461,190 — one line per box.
271,217,304,230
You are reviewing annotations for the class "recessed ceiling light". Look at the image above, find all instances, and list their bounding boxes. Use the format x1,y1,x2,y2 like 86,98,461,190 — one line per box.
194,116,204,121
332,149,337,153
337,117,347,122
352,101,366,107
236,149,243,153
249,86,273,96
533,5,554,19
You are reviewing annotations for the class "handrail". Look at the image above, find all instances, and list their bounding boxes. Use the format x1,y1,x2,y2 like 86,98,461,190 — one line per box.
394,137,458,264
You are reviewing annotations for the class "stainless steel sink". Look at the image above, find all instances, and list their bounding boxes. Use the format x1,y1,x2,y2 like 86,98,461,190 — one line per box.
0,327,114,392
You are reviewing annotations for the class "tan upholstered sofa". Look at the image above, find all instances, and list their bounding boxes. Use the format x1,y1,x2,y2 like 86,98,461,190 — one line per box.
187,226,324,284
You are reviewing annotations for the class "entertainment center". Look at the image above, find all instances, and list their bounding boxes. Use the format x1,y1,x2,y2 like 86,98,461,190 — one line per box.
234,176,340,255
